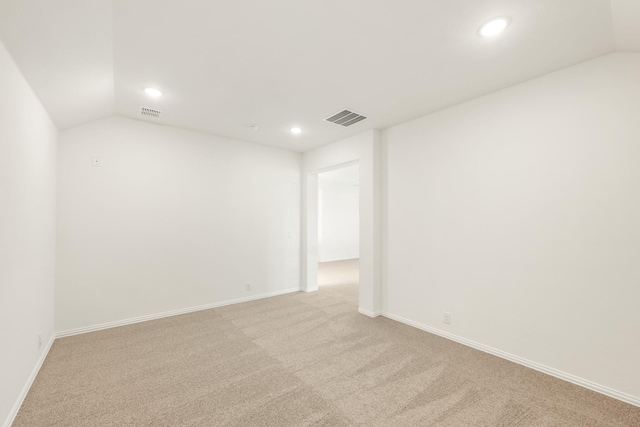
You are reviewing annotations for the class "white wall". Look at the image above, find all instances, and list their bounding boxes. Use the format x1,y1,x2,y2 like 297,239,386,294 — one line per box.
56,116,301,333
0,41,57,426
302,130,382,316
384,52,640,402
318,165,359,262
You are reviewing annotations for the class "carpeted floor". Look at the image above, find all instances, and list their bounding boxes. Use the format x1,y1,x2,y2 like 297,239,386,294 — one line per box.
14,259,640,426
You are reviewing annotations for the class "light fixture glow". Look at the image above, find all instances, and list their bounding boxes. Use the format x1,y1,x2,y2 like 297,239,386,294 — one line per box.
290,127,302,134
479,17,510,37
144,87,163,97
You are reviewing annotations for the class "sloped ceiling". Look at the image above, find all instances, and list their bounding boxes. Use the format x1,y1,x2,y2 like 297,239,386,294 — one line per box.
0,0,114,129
0,0,636,152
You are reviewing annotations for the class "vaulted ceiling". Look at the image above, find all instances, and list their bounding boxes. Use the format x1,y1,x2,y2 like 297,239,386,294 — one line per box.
1,0,638,152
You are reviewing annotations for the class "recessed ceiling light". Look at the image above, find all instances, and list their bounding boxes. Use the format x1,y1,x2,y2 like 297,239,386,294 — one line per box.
144,87,163,97
290,127,302,134
479,17,510,38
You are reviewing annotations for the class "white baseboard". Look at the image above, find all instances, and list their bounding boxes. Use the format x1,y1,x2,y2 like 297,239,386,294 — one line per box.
302,287,318,293
3,335,55,427
358,307,381,318
318,257,359,263
56,287,301,338
5,288,300,426
382,311,640,408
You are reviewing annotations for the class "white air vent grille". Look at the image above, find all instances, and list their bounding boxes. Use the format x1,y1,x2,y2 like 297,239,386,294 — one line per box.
325,109,367,127
140,107,162,118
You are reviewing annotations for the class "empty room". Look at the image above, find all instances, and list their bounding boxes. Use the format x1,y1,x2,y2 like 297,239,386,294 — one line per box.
1,0,640,426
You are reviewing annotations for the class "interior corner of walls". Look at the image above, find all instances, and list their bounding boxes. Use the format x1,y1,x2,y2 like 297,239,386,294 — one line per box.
1,38,58,427
371,128,382,143
2,335,55,427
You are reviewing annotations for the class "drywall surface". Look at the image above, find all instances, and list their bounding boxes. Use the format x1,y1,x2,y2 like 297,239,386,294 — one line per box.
384,52,640,401
302,130,381,315
318,165,359,262
56,116,301,332
0,40,57,426
611,0,640,52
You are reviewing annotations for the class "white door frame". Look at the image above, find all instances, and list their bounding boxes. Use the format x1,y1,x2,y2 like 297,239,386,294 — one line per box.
301,130,382,317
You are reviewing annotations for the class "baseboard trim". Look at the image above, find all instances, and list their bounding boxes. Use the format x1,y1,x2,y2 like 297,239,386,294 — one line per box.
382,311,640,408
318,257,360,263
358,307,382,318
3,335,54,427
56,287,301,338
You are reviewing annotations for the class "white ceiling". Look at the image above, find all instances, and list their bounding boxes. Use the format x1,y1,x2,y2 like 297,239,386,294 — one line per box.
0,0,114,129
1,0,638,152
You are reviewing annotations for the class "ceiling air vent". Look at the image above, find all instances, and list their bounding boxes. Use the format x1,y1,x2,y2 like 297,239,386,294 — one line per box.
325,109,367,127
140,107,162,118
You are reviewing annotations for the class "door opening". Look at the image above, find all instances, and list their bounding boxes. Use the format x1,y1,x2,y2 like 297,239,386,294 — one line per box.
316,164,360,306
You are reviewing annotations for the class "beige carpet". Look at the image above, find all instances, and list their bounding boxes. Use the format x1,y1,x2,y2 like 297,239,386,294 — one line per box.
14,259,640,426
316,259,360,305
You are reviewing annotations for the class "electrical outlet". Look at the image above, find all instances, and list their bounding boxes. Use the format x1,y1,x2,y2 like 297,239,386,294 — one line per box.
38,333,42,349
443,312,451,324
245,283,251,291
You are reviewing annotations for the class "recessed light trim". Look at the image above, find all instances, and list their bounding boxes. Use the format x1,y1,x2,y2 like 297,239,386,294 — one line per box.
290,127,302,135
479,17,511,38
144,87,163,97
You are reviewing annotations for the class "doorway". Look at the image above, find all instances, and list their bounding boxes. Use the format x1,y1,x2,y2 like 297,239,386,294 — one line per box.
317,164,360,305
302,131,382,317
